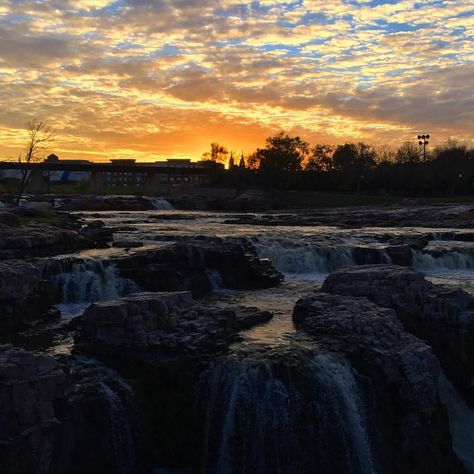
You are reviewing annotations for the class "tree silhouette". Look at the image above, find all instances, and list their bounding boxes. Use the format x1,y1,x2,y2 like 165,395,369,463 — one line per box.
305,144,333,171
254,132,309,172
16,119,55,206
202,143,229,163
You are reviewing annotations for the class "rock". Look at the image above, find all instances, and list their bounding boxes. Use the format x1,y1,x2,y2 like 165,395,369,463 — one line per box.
115,238,283,296
0,260,58,331
226,190,280,211
76,291,273,371
351,246,389,265
322,265,474,403
55,195,157,211
112,240,144,249
0,224,86,259
0,211,20,226
292,293,462,474
0,345,141,474
19,201,53,211
386,244,413,266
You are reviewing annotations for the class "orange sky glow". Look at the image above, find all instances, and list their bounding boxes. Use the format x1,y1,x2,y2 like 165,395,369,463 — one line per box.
0,0,473,162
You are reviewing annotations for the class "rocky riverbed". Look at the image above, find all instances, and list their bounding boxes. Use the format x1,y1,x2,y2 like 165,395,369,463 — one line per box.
1,196,474,473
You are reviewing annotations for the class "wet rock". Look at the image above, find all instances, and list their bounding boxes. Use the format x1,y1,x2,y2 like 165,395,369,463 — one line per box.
115,238,283,296
293,293,463,474
226,190,280,211
351,246,389,265
76,291,272,371
55,195,158,211
0,224,87,259
322,265,474,403
112,240,144,249
0,211,20,226
0,345,141,474
386,244,413,266
0,260,58,331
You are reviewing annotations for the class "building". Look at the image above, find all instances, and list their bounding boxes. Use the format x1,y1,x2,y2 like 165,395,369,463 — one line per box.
150,159,224,184
102,159,146,187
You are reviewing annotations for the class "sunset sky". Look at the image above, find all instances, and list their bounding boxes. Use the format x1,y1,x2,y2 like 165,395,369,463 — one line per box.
0,0,473,162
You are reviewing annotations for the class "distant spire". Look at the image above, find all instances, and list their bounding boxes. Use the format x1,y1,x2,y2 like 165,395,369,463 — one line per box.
239,150,245,169
228,152,235,169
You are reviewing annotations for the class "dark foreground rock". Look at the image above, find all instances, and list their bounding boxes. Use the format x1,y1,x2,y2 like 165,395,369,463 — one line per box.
0,345,141,474
0,260,58,331
76,291,272,371
322,265,474,403
75,291,272,468
292,293,462,474
0,205,113,259
115,237,283,296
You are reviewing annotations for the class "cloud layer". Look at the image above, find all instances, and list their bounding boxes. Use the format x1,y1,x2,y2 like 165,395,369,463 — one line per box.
0,0,472,160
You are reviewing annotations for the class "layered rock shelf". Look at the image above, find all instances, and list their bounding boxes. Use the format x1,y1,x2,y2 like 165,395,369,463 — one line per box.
322,265,474,403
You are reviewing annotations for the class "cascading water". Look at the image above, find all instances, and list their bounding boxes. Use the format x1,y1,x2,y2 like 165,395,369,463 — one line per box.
206,269,224,290
255,241,354,275
98,380,137,474
42,257,139,318
151,198,174,210
197,349,377,474
412,249,474,271
439,373,474,473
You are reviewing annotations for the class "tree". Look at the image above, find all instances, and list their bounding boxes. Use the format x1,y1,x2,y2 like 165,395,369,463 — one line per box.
305,144,333,171
202,142,229,163
254,132,309,172
16,119,55,206
228,152,235,169
239,151,246,169
396,141,421,164
332,142,376,193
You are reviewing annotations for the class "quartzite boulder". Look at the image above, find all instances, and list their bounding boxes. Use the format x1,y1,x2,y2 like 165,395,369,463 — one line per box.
322,265,474,403
115,238,283,296
293,293,462,474
0,345,140,474
76,291,273,371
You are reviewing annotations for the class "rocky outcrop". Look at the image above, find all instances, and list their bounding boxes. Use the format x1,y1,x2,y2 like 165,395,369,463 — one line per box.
223,203,474,229
292,293,462,474
75,291,272,468
76,291,272,371
0,345,141,474
322,265,474,403
55,195,159,211
115,237,283,296
0,224,86,259
0,260,58,331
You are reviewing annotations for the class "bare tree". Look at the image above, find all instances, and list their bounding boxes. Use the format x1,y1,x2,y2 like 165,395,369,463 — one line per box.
15,119,55,206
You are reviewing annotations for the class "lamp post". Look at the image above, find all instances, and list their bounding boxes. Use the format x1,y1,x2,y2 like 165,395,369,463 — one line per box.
417,134,430,161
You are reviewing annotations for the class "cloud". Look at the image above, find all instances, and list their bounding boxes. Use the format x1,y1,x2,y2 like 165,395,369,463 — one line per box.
0,0,472,161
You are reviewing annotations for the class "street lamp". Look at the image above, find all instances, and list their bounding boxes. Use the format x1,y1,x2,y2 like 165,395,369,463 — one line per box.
417,134,430,161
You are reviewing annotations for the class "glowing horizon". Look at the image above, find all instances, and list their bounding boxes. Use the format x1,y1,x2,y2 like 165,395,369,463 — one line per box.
0,0,473,162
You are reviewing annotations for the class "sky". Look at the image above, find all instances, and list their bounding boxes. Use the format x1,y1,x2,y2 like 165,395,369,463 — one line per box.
0,0,473,162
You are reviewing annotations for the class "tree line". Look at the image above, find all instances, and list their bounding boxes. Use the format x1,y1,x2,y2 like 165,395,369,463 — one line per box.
202,133,474,195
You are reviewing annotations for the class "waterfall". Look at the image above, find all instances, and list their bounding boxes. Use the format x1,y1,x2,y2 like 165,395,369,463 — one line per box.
198,350,377,474
255,241,354,275
206,269,224,290
98,380,136,474
151,198,174,210
439,373,474,473
412,249,474,271
44,257,139,305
